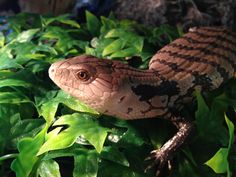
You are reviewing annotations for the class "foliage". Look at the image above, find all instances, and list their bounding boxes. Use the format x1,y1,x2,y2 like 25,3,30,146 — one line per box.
0,12,235,177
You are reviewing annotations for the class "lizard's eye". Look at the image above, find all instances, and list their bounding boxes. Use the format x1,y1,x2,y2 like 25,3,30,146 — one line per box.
76,69,90,81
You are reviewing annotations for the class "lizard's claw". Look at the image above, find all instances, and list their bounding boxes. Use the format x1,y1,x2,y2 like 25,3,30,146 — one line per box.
144,149,172,177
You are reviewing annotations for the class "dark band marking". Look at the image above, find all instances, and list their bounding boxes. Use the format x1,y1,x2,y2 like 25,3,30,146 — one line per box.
152,58,214,91
131,80,180,101
167,42,236,69
190,30,236,46
154,50,229,81
181,36,236,69
151,69,167,81
151,36,236,71
154,58,188,73
153,57,213,82
197,27,236,39
182,35,236,54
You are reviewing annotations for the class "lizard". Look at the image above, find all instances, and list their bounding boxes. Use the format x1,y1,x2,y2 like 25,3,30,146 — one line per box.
48,27,236,176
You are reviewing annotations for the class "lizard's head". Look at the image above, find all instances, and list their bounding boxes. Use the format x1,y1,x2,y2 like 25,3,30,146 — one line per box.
49,55,168,119
49,55,125,115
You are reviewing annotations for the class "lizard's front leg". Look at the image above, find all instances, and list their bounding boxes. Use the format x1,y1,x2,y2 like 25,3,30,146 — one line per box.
146,118,194,176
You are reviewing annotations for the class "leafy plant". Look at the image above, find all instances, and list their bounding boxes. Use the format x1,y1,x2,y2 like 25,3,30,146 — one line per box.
0,12,235,177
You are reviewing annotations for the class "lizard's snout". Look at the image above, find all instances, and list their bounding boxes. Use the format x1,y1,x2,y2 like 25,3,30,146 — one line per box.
48,63,56,81
48,60,65,81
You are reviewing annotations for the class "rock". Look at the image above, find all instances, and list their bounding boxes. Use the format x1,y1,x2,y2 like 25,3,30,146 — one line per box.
113,0,236,30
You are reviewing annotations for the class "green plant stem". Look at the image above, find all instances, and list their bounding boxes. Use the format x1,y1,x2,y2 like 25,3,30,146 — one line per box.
0,154,18,161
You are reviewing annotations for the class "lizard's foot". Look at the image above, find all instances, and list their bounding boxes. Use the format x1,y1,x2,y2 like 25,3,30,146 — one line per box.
145,148,172,176
144,119,194,176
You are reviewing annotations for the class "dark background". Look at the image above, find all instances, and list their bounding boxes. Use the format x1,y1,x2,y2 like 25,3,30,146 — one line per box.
1,0,236,31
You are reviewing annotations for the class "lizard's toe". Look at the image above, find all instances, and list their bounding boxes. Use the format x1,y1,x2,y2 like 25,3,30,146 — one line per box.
144,149,171,176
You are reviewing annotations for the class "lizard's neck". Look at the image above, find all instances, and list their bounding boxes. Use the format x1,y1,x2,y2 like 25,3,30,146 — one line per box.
101,66,178,119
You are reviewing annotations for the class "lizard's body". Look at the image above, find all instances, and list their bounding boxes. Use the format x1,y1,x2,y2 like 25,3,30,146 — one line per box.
48,27,236,176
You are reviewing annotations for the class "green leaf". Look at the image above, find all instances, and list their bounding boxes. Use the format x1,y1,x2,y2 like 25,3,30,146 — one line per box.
0,77,31,88
0,103,40,151
36,44,58,55
110,47,139,58
86,11,101,36
205,115,234,176
0,91,31,104
40,101,59,125
0,104,19,153
35,90,58,124
58,19,80,28
0,32,5,47
195,91,228,144
103,28,144,58
86,38,114,58
85,46,96,56
102,39,125,56
205,148,229,174
41,26,80,53
101,146,129,166
225,114,234,147
8,41,58,64
73,149,98,177
132,36,143,52
15,29,40,43
110,119,146,147
11,118,45,146
0,70,14,78
11,127,47,177
42,146,95,160
37,113,109,155
105,28,125,38
55,91,98,114
0,47,23,70
37,90,98,124
100,16,117,34
43,14,80,28
0,70,35,88
38,159,61,177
